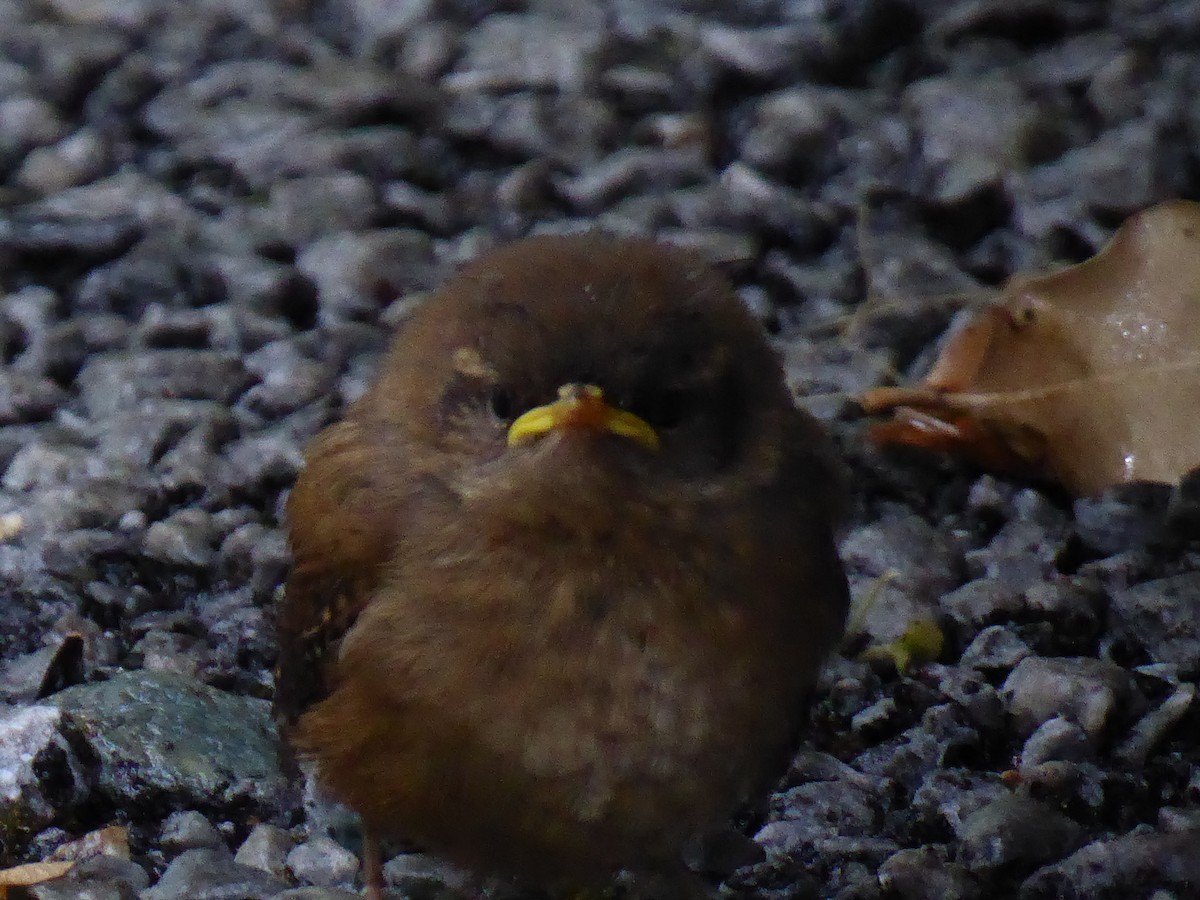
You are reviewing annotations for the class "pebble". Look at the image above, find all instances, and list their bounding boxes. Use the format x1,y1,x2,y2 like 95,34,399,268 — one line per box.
286,834,361,889
1002,656,1143,741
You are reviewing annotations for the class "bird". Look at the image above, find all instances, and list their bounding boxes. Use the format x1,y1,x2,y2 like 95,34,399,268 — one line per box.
274,233,849,900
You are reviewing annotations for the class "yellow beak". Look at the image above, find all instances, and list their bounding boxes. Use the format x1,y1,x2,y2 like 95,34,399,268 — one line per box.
507,384,659,452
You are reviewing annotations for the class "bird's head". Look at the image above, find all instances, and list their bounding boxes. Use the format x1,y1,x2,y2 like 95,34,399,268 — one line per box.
362,234,816,524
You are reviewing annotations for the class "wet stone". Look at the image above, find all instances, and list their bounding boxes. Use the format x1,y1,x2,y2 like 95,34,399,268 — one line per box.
46,669,287,818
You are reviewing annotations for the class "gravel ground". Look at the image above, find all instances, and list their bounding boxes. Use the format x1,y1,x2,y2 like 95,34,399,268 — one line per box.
0,1,1198,898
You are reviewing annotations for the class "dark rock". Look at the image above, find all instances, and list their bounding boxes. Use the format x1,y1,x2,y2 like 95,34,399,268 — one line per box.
46,670,287,818
854,705,979,789
940,577,1025,628
296,229,437,326
446,14,605,93
879,845,980,900
1073,482,1172,554
26,854,148,900
758,779,878,855
841,511,963,644
960,625,1032,673
0,705,84,848
0,371,66,424
1020,827,1200,899
142,846,288,900
382,852,471,900
958,794,1084,871
1001,656,1144,740
76,351,252,417
556,148,709,213
161,810,225,854
1109,572,1200,675
1018,716,1092,771
1116,682,1196,766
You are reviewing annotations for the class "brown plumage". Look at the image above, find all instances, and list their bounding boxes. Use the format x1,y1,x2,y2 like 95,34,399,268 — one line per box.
275,234,849,898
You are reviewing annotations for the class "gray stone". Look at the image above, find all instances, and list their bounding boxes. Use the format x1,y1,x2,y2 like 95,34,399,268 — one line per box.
556,148,709,212
1117,683,1196,766
1074,482,1172,554
879,845,979,900
0,705,82,845
286,834,360,888
160,810,225,854
960,625,1032,673
296,229,436,326
737,86,845,176
217,523,289,596
128,631,203,679
1021,828,1200,899
381,852,471,900
699,24,812,80
937,668,1005,731
28,855,145,899
851,697,898,734
958,795,1084,871
1023,581,1105,633
240,341,334,420
940,578,1025,628
95,400,234,470
262,174,377,248
0,95,66,153
1019,716,1092,771
718,163,829,247
0,371,65,425
1002,657,1143,740
143,509,219,568
853,705,979,789
141,847,287,900
758,778,878,856
842,511,963,644
2,444,110,492
76,351,252,418
16,127,109,194
46,670,286,817
234,823,293,879
911,771,1008,838
656,228,759,270
446,14,604,93
1109,573,1200,676
221,432,306,495
903,76,1042,201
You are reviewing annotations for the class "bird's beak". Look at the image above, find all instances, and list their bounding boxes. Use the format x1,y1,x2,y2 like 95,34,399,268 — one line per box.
507,384,659,452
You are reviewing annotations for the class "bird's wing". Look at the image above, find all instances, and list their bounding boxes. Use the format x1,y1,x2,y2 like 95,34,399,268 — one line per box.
274,418,401,727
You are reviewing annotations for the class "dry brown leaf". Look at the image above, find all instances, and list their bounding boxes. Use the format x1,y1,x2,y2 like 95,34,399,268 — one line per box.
0,860,74,890
860,199,1200,495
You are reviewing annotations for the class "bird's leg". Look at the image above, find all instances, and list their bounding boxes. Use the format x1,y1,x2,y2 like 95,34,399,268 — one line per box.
363,827,385,900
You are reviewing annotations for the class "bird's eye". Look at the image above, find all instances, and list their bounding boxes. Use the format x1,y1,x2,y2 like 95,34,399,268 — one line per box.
634,389,690,430
489,389,514,421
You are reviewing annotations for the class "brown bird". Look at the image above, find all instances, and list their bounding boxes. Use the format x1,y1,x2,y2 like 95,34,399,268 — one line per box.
275,234,849,899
